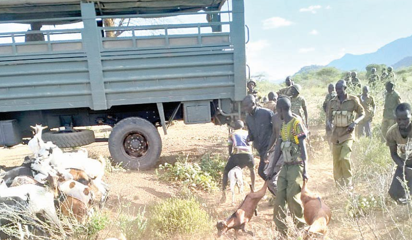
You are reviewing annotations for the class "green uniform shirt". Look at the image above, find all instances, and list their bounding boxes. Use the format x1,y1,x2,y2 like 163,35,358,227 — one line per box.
358,94,375,121
351,77,362,88
291,95,306,119
328,94,364,144
383,91,401,119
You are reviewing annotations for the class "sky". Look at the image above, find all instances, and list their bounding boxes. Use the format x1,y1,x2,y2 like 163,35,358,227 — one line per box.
243,0,412,81
1,0,412,82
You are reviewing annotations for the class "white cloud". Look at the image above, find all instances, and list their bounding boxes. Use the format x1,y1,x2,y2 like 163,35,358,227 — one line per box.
262,17,293,29
326,5,331,10
299,48,315,53
309,29,318,35
299,5,322,14
247,40,270,52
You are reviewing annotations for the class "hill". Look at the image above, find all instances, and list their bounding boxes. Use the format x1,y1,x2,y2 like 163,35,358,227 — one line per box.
327,35,412,71
393,56,412,69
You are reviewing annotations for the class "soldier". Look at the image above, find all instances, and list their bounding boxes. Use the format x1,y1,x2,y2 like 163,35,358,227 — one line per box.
290,84,308,127
277,76,294,97
263,92,277,112
247,80,258,97
350,71,362,89
327,80,364,187
382,81,401,139
368,68,380,86
357,86,376,138
323,84,337,144
242,95,274,180
381,68,388,81
266,97,308,236
386,103,412,204
387,66,396,82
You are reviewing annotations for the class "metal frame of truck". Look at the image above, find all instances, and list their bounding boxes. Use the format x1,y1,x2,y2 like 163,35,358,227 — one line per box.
0,0,246,169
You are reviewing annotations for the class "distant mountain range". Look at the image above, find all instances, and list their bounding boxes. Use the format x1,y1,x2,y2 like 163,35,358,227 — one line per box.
327,35,412,71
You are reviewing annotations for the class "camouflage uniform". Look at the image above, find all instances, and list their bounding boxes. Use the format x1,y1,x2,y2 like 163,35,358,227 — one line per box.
382,90,401,138
381,70,389,81
351,77,362,89
357,94,375,138
291,96,306,120
387,71,396,82
328,95,364,186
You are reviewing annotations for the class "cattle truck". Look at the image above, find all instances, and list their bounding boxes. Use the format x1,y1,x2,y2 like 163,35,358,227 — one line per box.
0,0,247,170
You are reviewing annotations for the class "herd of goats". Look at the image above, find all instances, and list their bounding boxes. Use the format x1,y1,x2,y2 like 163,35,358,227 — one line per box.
0,125,109,239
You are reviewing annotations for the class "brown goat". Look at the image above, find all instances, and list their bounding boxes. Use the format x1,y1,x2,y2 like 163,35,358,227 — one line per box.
300,179,331,238
216,181,268,237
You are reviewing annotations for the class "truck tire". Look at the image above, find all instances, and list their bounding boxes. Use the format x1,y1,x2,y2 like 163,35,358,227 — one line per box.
43,129,95,148
108,117,162,170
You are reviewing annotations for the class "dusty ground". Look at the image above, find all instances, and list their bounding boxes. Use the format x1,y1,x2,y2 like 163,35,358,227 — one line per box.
0,122,403,240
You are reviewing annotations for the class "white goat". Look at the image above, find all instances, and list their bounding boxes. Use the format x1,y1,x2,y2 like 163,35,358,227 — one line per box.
27,124,48,156
228,166,244,205
0,176,65,235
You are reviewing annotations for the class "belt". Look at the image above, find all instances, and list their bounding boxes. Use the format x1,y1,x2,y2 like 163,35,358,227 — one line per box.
284,161,303,166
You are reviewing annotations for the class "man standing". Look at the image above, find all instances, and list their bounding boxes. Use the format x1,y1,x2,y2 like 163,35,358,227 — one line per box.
323,83,336,146
221,120,255,203
290,84,308,128
350,72,362,89
387,66,397,82
368,68,380,87
327,80,364,187
242,95,274,180
358,86,376,138
277,76,294,97
266,97,308,236
381,68,388,81
386,103,412,204
382,81,401,140
344,72,352,84
263,92,277,112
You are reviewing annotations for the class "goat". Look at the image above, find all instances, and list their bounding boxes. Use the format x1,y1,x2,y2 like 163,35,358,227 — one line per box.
1,165,34,187
27,124,48,156
68,168,109,209
216,181,268,237
0,174,65,236
58,180,93,223
228,166,244,205
301,179,332,238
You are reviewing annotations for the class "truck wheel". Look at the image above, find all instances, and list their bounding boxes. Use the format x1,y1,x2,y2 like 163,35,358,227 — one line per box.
108,117,162,170
43,129,95,148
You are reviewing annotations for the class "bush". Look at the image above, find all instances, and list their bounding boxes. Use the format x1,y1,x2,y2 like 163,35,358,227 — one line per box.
146,197,213,239
118,208,147,240
199,153,225,183
157,155,219,192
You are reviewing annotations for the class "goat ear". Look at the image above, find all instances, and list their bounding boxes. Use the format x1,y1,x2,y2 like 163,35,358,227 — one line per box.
69,182,76,189
30,126,36,130
83,188,90,195
42,126,48,130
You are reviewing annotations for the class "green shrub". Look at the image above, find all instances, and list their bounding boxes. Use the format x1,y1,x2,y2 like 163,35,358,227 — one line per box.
157,156,218,192
199,153,225,182
146,197,213,239
73,212,109,240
